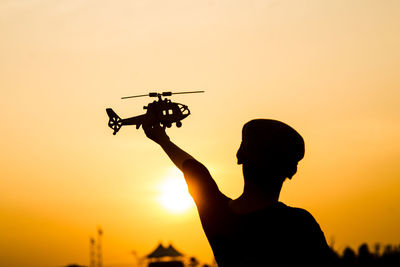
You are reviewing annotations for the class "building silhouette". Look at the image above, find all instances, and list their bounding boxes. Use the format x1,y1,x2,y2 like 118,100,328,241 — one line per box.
146,243,184,267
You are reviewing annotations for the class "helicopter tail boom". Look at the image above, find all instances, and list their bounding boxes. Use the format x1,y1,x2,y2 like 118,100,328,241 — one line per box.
107,108,150,135
121,114,147,129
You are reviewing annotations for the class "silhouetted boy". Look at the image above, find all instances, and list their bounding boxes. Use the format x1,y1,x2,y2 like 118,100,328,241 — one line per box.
143,119,331,266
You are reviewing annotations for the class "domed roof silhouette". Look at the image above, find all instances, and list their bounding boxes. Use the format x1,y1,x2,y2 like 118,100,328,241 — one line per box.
147,243,183,258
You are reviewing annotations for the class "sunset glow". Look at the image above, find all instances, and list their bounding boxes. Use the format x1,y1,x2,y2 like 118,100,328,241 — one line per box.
1,1,400,266
158,169,194,214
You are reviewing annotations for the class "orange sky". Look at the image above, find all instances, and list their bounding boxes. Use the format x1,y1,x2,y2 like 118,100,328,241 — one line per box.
1,1,400,266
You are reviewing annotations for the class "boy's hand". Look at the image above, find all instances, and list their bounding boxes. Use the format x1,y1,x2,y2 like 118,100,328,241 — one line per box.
143,123,170,145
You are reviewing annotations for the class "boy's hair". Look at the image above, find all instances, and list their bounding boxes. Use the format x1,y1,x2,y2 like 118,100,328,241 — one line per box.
242,119,305,179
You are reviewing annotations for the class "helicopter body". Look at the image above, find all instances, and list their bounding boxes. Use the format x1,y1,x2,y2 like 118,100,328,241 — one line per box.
106,91,202,135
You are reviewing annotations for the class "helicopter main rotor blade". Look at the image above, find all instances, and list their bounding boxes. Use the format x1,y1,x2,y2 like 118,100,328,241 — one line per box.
170,90,205,95
121,93,157,99
122,90,204,99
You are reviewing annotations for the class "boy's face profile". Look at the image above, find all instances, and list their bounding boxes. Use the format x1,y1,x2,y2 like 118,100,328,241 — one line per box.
236,139,274,166
236,143,244,165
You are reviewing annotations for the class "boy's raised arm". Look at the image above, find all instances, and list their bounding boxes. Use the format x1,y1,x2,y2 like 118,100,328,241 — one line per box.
142,123,194,171
142,123,224,209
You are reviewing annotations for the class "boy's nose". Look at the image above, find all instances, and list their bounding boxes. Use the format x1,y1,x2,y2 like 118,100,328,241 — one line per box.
236,143,244,164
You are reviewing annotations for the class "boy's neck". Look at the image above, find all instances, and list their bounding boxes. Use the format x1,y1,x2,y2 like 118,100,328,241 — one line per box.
231,178,282,214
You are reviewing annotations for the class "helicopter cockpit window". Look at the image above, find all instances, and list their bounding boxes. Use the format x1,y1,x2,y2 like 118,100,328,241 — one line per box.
162,110,173,116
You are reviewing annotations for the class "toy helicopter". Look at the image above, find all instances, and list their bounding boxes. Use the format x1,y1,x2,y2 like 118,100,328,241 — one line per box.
106,90,204,135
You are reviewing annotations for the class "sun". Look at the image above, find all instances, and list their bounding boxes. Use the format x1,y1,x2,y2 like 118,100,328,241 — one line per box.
158,168,194,213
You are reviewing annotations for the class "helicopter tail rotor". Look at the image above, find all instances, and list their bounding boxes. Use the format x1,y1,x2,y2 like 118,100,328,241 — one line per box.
106,108,123,135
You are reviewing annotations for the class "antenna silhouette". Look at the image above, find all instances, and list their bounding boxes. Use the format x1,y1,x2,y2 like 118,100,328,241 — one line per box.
89,237,96,267
89,227,103,267
97,227,103,267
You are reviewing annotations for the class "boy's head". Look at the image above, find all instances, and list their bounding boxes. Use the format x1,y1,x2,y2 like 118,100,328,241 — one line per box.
237,119,305,181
